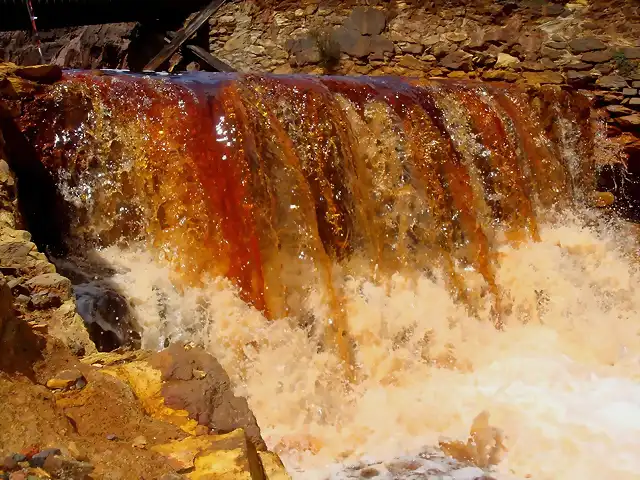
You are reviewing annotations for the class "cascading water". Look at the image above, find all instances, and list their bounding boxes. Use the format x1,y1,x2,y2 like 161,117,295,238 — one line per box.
11,71,640,479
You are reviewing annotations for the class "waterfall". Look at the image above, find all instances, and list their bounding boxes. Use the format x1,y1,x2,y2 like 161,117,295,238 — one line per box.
13,71,640,479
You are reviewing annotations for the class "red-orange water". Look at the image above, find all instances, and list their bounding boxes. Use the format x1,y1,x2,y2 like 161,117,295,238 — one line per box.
16,72,597,368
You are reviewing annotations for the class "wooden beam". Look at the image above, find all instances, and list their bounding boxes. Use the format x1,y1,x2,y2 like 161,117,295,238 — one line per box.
186,44,236,72
163,32,236,72
144,0,227,72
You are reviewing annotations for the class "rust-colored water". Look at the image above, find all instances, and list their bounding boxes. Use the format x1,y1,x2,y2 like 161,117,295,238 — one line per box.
16,72,597,369
21,72,640,480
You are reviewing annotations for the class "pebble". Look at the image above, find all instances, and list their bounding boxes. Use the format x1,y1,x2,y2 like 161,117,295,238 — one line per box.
29,448,61,468
2,456,17,470
10,455,25,464
46,369,84,390
131,436,147,449
106,434,117,441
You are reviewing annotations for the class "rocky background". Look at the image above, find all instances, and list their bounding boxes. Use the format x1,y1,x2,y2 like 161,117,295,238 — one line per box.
0,64,287,480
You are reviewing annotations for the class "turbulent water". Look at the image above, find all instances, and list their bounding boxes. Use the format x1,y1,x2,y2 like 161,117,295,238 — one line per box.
12,71,640,479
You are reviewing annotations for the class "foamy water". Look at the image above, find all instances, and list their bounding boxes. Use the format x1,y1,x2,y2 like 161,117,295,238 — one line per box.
62,210,640,480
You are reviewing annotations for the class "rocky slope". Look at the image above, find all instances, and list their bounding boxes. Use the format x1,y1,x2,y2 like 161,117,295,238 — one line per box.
0,63,288,480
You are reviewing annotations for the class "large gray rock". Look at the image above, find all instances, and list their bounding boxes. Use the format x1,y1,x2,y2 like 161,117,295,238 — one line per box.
344,7,386,36
331,27,371,58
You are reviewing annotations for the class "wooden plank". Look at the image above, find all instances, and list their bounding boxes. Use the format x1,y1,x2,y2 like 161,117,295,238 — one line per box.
163,32,236,72
144,0,227,72
186,44,236,72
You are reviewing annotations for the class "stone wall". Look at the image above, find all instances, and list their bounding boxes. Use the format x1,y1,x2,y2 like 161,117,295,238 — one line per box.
208,0,640,194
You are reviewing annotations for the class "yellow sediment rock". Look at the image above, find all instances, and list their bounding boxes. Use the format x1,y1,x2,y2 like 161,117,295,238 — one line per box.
258,451,292,480
152,429,269,480
101,360,200,435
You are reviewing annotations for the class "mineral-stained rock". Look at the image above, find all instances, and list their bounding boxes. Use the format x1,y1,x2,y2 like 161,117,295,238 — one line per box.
152,429,286,480
258,451,291,480
622,88,638,96
523,71,564,85
596,75,629,89
26,273,72,308
285,36,320,66
566,70,595,85
569,37,607,53
344,7,386,36
482,70,519,82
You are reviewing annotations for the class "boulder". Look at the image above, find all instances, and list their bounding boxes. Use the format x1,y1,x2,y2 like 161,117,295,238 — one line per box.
331,27,371,58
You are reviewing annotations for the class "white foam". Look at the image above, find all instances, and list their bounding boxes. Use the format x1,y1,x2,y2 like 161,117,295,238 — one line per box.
72,211,640,480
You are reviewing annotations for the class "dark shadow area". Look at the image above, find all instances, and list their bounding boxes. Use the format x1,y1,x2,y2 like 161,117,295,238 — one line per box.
0,0,210,31
598,152,640,222
0,117,143,353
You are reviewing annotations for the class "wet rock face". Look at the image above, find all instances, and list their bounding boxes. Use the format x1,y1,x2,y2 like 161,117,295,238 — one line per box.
151,343,268,451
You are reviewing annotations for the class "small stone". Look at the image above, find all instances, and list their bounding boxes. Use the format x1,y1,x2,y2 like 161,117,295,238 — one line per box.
605,104,635,116
523,71,564,84
564,61,592,71
630,98,640,106
398,55,429,71
440,50,472,70
596,75,629,89
11,455,26,463
9,473,25,480
616,114,640,127
623,88,638,96
632,81,640,88
106,434,117,441
46,369,84,390
246,45,265,55
521,61,546,71
2,456,17,470
43,456,94,479
482,70,519,81
594,63,614,75
29,448,61,468
545,41,567,49
581,50,613,63
448,71,467,78
494,53,519,69
400,43,423,55
569,37,607,53
132,436,147,449
620,47,640,59
566,70,594,84
359,467,380,478
445,32,468,43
